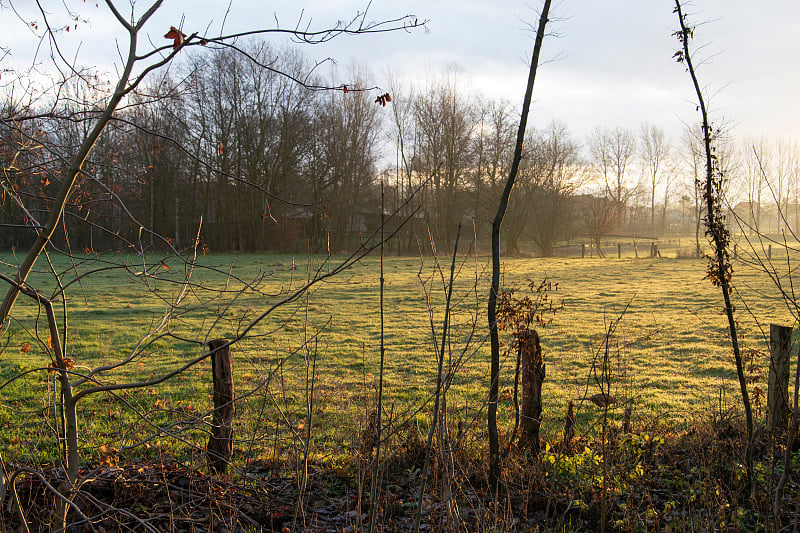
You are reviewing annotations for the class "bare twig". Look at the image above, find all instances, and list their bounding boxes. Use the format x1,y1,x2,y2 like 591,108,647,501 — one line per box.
413,223,461,533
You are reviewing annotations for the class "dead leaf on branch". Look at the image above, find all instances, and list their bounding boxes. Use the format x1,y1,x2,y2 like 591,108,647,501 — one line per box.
164,26,186,50
48,357,75,373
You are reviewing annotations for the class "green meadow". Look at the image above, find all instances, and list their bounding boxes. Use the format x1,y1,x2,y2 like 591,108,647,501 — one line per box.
1,245,797,466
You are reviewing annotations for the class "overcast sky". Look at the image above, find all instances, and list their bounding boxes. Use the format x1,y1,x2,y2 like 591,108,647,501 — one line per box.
4,1,799,144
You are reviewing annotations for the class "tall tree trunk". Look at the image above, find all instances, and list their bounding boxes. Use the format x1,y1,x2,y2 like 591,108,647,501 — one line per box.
488,0,551,492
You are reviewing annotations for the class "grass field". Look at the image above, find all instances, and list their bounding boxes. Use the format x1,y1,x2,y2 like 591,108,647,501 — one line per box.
1,243,798,469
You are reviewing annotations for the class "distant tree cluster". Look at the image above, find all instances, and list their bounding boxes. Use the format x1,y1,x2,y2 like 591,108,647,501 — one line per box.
1,42,384,253
2,41,798,255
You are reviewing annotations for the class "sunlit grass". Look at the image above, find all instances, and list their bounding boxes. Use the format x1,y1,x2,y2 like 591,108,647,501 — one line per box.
1,242,797,467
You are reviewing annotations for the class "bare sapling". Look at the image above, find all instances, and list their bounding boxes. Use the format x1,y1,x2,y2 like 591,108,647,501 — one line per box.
488,0,552,492
413,223,461,533
368,183,388,533
673,0,754,493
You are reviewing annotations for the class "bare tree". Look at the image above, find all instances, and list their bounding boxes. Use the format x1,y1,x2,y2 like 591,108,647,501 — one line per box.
313,67,382,251
384,73,421,254
738,137,800,235
488,0,552,492
506,121,583,256
639,123,672,230
579,192,622,258
589,125,636,229
0,1,421,527
473,98,516,231
410,69,475,249
739,137,772,233
180,44,319,251
773,139,799,233
680,125,705,257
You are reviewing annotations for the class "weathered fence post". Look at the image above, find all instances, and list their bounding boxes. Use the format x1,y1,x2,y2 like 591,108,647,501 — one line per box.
617,243,622,259
768,244,773,260
768,324,791,433
519,330,545,456
561,400,575,453
581,243,586,258
207,339,235,474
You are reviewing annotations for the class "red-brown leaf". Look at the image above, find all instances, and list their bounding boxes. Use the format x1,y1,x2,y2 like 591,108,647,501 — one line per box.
164,26,186,50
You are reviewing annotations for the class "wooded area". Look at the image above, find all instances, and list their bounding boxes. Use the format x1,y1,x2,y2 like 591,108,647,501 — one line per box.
3,38,800,257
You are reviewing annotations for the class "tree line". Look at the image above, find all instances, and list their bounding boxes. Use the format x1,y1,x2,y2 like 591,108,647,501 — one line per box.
2,41,798,256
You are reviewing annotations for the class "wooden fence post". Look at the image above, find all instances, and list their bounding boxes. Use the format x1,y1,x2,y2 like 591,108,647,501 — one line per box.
768,324,791,433
768,244,772,260
207,339,235,474
617,243,622,259
561,400,575,453
581,243,586,258
519,330,545,456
